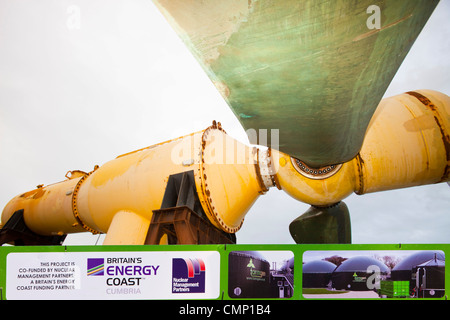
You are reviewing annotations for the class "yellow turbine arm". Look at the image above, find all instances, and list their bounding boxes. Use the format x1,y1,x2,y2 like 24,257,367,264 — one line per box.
103,210,151,245
273,90,450,206
1,90,449,245
1,123,267,245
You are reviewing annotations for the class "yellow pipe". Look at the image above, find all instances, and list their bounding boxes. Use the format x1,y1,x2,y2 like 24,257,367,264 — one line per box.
1,176,87,236
2,90,449,244
357,89,450,194
273,90,450,206
1,122,265,244
102,210,151,245
273,153,357,207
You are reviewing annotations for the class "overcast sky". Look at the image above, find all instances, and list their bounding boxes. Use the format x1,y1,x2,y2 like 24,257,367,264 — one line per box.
0,0,449,246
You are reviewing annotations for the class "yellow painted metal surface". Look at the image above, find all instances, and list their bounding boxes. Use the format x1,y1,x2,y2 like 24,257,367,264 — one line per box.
102,210,151,245
357,89,450,194
273,90,450,206
2,178,86,236
1,122,265,244
273,151,357,207
1,90,449,244
199,125,264,233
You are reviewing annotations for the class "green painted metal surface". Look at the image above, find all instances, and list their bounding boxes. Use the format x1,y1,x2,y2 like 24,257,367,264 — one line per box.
154,0,438,167
289,201,351,244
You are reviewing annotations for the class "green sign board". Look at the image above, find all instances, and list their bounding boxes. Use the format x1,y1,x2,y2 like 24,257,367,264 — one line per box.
0,243,448,301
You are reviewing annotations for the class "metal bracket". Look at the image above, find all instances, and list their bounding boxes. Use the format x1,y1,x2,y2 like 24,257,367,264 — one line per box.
0,209,66,246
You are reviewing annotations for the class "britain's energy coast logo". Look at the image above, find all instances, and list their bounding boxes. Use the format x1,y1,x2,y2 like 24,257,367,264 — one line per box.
86,257,160,296
87,258,105,276
172,258,205,293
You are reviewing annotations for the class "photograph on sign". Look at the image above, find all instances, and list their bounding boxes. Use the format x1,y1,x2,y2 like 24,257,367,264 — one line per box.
302,250,445,299
227,250,294,299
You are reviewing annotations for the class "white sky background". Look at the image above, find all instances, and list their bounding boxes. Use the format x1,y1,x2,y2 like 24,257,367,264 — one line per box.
0,0,449,245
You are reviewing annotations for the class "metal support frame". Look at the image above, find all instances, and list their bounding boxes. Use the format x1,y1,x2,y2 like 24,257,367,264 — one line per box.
145,171,236,245
145,206,235,245
0,210,66,246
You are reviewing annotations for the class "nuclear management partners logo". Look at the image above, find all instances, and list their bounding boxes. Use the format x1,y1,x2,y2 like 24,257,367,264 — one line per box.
172,258,206,293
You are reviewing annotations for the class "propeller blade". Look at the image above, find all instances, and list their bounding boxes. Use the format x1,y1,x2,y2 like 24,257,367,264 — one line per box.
153,0,438,167
289,202,351,244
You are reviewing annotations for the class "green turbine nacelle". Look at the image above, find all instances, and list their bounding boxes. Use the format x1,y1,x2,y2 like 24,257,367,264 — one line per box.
153,0,438,167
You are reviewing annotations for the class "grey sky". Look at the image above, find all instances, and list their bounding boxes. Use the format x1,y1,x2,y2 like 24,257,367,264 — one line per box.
0,0,449,245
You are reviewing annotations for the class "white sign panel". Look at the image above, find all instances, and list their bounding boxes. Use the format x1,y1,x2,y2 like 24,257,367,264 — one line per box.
6,251,220,300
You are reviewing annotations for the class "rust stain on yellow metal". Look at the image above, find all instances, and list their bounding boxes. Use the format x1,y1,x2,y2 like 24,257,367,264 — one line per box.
357,90,450,194
272,90,450,207
406,90,450,182
199,124,262,233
